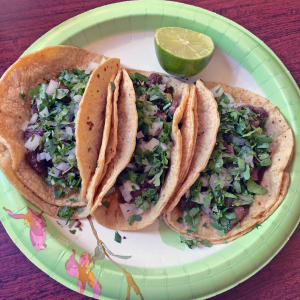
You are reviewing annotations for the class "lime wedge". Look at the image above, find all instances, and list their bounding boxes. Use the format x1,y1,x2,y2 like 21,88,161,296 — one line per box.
155,27,215,78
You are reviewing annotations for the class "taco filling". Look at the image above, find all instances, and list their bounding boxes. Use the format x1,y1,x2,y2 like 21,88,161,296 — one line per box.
114,72,178,225
22,68,91,199
178,85,273,236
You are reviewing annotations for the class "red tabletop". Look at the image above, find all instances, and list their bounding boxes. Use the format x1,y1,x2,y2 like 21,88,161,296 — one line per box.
1,0,300,299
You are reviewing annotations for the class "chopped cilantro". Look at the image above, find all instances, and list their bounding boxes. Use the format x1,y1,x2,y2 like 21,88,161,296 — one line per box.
110,81,115,90
19,93,25,100
128,215,142,225
57,205,82,224
236,222,241,229
114,231,122,243
69,230,76,234
102,202,109,208
177,217,183,223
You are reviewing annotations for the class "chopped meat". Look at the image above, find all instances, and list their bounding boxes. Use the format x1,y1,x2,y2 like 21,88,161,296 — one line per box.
69,122,75,133
25,150,46,174
225,198,233,206
250,120,260,127
179,197,195,210
164,86,174,97
131,189,143,199
145,73,162,87
230,206,249,228
155,128,161,137
251,168,259,181
154,111,167,120
223,140,234,153
24,127,44,143
168,99,178,116
246,105,268,120
31,101,39,114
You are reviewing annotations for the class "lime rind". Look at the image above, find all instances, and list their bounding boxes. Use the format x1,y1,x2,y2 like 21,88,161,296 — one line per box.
155,27,215,78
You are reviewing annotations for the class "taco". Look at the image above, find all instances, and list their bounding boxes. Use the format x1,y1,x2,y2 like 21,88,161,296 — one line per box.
164,80,293,244
0,45,120,218
90,70,193,230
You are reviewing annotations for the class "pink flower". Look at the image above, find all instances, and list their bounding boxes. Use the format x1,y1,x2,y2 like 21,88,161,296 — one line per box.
3,207,47,251
65,249,101,298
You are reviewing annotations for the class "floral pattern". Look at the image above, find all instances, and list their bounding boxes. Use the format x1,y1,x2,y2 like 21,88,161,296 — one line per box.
3,207,47,251
65,249,101,298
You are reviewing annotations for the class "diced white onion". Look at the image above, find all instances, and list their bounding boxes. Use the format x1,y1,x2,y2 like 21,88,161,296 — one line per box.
119,203,143,220
136,131,144,139
232,136,246,145
48,167,60,178
29,113,39,125
144,164,153,173
70,147,76,155
69,103,76,115
24,134,42,151
105,187,115,197
46,80,58,96
65,126,73,136
210,85,224,98
119,186,132,203
67,152,75,162
209,173,219,189
202,206,211,215
56,162,71,171
243,152,254,168
183,211,188,228
185,189,190,198
39,106,49,117
21,120,30,131
159,142,168,152
85,61,100,74
37,154,41,162
137,140,147,152
73,95,82,103
123,180,140,192
200,177,209,187
222,153,232,158
146,105,158,116
162,76,170,84
158,84,166,91
36,99,42,107
127,163,135,169
225,93,235,104
74,104,79,115
45,152,52,161
145,138,159,152
38,152,53,162
149,122,161,136
58,130,67,141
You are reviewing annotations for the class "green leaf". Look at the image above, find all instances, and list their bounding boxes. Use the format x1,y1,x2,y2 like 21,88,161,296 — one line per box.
236,222,241,228
128,214,142,225
210,222,225,231
92,243,105,261
19,93,25,100
114,231,122,243
54,188,65,199
247,179,267,195
177,217,183,223
203,222,208,228
69,230,76,234
110,81,115,90
56,89,69,99
102,202,109,208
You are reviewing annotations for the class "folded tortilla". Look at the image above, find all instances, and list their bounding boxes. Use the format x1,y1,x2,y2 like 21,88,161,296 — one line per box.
91,69,192,230
164,81,293,244
0,45,120,218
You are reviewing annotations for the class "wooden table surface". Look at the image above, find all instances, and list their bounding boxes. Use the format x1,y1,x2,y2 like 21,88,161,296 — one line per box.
1,0,300,299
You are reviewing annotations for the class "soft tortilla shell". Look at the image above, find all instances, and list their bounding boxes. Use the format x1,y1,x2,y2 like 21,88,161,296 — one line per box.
165,81,294,244
81,61,120,203
90,69,138,213
0,45,118,208
91,70,190,230
164,79,219,222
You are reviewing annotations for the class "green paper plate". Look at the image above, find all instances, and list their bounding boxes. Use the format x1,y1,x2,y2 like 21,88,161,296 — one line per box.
1,1,300,299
